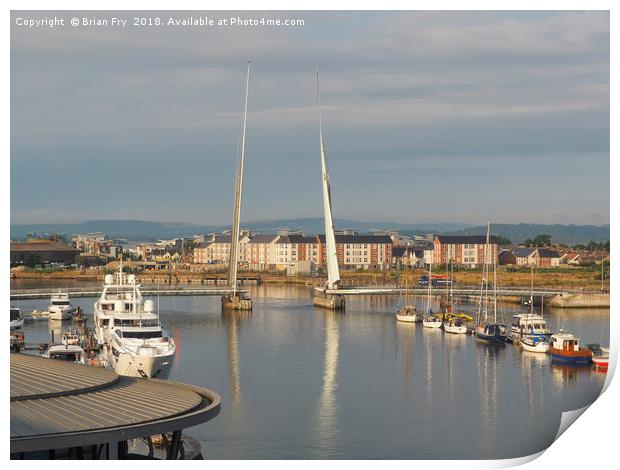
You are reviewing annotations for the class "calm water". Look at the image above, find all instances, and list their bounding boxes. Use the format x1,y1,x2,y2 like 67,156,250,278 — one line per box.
14,283,609,459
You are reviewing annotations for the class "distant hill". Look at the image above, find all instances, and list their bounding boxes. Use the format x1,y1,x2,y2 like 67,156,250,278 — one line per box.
437,223,610,245
10,219,609,245
10,220,219,242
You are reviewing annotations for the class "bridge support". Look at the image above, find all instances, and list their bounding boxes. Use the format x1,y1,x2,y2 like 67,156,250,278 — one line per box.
312,288,345,311
222,293,252,311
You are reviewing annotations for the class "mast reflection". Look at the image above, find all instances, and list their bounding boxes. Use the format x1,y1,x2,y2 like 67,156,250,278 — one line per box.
312,311,342,456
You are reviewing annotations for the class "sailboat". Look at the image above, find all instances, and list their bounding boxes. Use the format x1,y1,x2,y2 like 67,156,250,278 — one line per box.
223,58,252,311
312,68,345,310
518,267,551,353
395,266,422,323
422,258,443,328
474,223,508,344
443,258,471,334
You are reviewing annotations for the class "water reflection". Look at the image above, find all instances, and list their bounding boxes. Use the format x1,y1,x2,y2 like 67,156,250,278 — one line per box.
312,311,342,457
394,322,416,396
223,312,250,406
520,351,547,420
14,284,609,459
477,343,502,452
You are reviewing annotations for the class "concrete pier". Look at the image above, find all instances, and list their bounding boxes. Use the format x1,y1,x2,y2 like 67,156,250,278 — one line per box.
312,288,345,311
222,293,253,311
549,292,610,308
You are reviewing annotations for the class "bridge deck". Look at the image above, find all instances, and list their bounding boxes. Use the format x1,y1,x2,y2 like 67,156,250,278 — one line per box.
10,286,246,300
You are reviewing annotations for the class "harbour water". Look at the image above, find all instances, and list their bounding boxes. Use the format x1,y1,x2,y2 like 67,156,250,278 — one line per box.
14,283,609,459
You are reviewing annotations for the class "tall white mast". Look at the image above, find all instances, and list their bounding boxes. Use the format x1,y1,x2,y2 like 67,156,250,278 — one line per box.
478,222,491,322
316,69,340,290
492,224,497,323
427,256,433,314
228,58,251,294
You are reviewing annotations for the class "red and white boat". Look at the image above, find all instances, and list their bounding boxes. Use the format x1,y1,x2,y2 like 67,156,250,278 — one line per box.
549,331,592,365
591,347,609,370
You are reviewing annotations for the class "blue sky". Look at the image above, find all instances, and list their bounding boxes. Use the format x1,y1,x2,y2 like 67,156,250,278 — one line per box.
10,11,609,225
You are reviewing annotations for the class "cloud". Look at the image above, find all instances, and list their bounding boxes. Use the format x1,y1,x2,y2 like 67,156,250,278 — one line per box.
10,11,609,225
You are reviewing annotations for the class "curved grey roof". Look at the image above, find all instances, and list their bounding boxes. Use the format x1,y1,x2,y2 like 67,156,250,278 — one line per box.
10,354,220,454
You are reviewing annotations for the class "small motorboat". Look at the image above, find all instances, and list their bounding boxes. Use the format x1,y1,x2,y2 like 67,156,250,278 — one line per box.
549,331,592,365
45,343,86,364
588,344,609,370
520,334,550,353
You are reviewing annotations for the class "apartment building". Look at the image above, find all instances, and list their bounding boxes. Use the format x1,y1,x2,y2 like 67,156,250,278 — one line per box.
433,235,499,267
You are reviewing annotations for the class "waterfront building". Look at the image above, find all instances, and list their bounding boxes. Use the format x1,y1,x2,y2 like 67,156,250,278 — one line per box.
10,240,78,267
318,233,392,270
72,232,107,253
392,246,425,268
274,233,321,271
498,249,517,265
512,247,560,267
513,247,537,266
432,235,499,267
560,251,581,265
192,231,251,266
247,234,279,271
534,248,561,267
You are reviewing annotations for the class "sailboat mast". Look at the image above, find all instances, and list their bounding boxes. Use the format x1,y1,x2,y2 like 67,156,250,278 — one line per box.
449,256,454,313
228,58,251,294
492,227,497,323
530,266,534,315
427,257,433,314
316,69,341,290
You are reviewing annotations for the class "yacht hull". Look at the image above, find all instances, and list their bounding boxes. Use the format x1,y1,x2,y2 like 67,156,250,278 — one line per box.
423,319,443,329
444,324,467,334
111,350,175,379
49,309,72,321
520,340,550,353
396,312,422,323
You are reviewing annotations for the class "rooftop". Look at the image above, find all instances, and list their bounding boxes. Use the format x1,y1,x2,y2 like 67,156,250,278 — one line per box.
10,241,78,253
434,235,500,244
10,354,220,455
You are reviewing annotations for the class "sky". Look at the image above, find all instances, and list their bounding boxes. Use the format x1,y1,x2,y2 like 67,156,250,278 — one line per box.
10,11,610,226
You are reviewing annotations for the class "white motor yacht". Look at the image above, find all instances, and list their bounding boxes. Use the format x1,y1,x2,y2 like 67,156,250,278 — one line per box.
510,313,551,341
48,291,74,320
45,332,86,364
94,267,176,379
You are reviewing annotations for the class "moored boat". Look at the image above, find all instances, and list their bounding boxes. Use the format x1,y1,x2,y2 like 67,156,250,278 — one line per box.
474,323,508,344
549,331,592,365
444,315,468,334
395,268,422,323
511,314,551,342
520,334,550,353
10,307,23,329
396,305,422,323
423,313,443,329
48,291,75,320
473,223,507,345
589,344,609,370
94,265,176,379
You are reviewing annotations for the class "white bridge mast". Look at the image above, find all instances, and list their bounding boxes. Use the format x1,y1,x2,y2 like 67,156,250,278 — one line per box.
316,69,341,290
228,58,251,294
